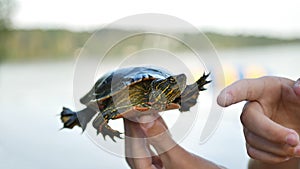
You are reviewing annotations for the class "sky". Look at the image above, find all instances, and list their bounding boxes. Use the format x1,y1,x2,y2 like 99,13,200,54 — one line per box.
12,0,300,37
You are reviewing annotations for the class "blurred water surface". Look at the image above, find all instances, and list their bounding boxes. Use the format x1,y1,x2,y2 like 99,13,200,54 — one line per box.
0,44,299,169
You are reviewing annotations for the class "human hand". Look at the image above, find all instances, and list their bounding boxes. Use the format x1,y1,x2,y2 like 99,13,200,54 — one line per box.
124,114,165,169
124,113,221,169
217,76,300,164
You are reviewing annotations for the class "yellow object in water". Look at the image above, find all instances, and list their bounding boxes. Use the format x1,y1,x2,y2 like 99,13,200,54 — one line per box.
244,64,268,79
223,63,239,86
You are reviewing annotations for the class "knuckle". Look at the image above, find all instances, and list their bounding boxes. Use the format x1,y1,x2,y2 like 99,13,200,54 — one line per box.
266,159,280,164
263,126,285,143
246,143,290,164
245,80,254,99
240,108,249,125
244,131,254,144
246,146,257,159
125,157,134,168
240,102,253,123
269,157,287,164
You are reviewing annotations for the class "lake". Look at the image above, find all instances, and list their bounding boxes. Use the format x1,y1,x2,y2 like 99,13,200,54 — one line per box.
0,44,299,169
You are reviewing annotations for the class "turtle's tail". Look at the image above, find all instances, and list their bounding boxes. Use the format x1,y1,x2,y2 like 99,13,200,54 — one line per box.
60,107,98,131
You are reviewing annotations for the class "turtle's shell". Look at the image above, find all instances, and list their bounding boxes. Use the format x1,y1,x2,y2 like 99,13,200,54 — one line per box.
80,66,172,104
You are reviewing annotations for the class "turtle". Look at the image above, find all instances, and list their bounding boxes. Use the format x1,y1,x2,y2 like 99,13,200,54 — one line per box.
60,66,210,142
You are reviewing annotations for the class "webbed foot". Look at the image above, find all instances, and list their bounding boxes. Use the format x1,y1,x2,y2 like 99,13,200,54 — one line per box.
60,107,80,129
196,72,211,91
92,113,123,142
175,73,211,112
99,124,122,142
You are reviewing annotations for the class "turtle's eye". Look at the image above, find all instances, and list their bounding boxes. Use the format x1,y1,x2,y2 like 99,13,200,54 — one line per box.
168,77,176,84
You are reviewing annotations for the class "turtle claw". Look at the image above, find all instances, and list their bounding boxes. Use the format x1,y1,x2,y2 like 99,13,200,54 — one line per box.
196,72,211,91
92,113,122,142
98,124,123,142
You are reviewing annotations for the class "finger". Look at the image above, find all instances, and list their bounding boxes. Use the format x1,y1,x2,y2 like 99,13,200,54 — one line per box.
241,101,299,146
127,158,159,169
244,128,295,157
125,118,163,169
217,77,275,107
125,140,159,169
124,118,146,138
293,78,300,96
246,143,290,164
139,115,177,155
139,115,168,137
124,118,153,168
148,143,163,168
157,116,168,129
151,155,163,169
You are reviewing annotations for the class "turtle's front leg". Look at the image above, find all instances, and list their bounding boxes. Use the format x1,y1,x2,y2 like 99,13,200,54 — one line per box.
101,124,122,142
92,112,122,142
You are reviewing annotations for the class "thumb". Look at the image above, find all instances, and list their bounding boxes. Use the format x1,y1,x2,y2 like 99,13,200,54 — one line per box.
139,115,176,154
293,78,300,96
139,115,167,137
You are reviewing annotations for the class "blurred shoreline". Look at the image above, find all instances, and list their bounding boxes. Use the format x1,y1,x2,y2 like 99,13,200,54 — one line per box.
1,39,299,169
1,28,300,62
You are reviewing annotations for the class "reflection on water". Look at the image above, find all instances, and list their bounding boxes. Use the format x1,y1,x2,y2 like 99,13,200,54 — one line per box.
0,44,299,169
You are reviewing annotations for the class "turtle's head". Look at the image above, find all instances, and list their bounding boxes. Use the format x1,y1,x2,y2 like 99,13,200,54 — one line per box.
150,74,186,110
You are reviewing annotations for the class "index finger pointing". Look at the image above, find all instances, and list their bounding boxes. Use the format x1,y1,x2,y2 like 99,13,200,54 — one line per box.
217,77,272,107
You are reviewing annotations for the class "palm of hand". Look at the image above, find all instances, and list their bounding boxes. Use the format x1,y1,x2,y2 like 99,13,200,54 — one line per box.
256,77,300,133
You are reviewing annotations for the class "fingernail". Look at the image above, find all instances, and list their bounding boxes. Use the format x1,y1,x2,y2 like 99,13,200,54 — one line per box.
139,115,155,129
286,133,299,146
294,79,300,88
224,92,233,106
294,79,300,96
294,146,300,157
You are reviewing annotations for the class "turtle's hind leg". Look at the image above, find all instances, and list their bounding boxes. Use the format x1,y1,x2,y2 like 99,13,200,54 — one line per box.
175,72,211,112
60,107,80,129
92,113,122,142
196,72,211,91
60,107,97,131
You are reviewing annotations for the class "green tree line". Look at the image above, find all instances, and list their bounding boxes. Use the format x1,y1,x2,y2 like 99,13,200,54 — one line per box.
1,0,300,62
1,29,300,62
0,29,90,61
